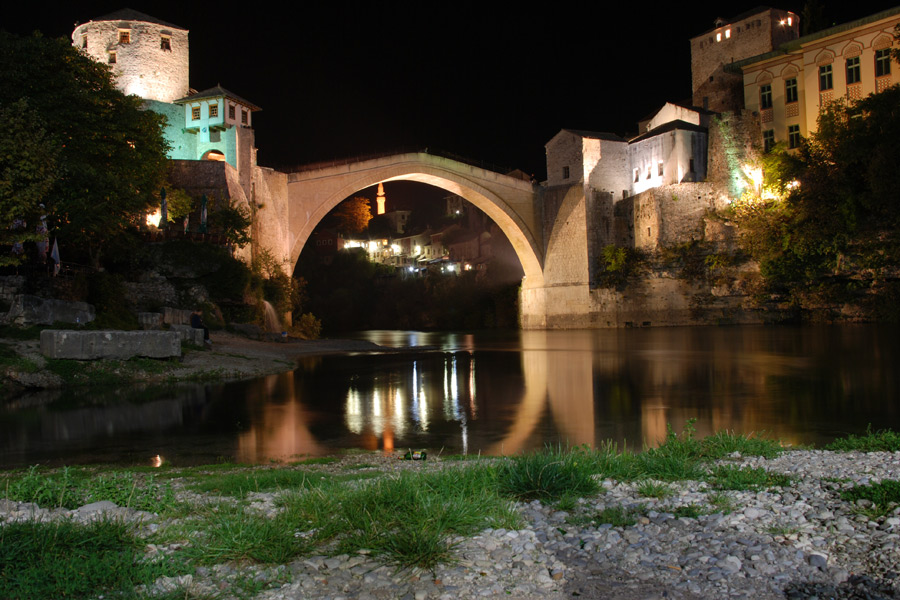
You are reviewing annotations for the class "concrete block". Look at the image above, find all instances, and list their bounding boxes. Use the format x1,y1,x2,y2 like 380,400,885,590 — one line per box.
162,307,193,325
40,330,181,360
7,295,95,326
170,324,205,345
138,312,164,329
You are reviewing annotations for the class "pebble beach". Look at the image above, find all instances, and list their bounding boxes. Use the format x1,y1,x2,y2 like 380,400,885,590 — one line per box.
3,448,900,600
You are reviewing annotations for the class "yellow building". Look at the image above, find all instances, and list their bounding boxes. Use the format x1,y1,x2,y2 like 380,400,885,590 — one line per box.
736,6,900,151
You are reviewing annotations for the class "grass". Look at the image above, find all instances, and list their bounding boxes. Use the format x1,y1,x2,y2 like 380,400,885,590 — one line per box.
2,466,174,512
0,519,189,600
706,491,737,514
44,356,180,385
636,480,673,499
496,446,598,502
699,430,783,459
708,465,792,491
827,426,900,452
572,504,647,528
289,456,339,466
671,504,705,519
182,467,378,497
0,342,41,373
277,465,520,570
840,479,900,518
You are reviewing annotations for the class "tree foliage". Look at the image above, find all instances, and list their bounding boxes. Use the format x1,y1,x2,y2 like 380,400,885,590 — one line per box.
0,99,59,265
733,85,900,294
0,32,170,268
331,196,373,235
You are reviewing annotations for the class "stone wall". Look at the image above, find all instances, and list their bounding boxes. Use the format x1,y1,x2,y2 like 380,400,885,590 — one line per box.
545,131,583,187
73,15,189,103
707,111,761,198
0,276,24,306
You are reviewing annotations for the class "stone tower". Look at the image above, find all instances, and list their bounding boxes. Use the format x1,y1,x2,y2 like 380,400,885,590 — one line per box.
376,182,386,215
72,9,189,103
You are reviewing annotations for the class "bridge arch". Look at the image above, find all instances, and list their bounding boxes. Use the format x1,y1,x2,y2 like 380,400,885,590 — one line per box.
286,153,545,288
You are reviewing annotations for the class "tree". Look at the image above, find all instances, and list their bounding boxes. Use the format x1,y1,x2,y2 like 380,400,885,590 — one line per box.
0,32,170,268
734,85,900,292
331,196,373,235
0,99,59,265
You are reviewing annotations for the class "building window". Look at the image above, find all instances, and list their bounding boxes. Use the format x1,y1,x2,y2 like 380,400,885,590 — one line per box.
108,51,116,64
160,36,171,51
760,84,773,109
716,32,722,42
657,161,664,176
241,109,248,125
562,166,570,179
118,30,130,44
846,56,861,84
725,28,731,39
763,129,775,153
633,169,640,183
191,106,200,120
788,124,801,149
689,158,695,173
819,64,833,91
646,166,651,180
785,78,798,103
228,105,235,120
208,104,218,118
81,35,87,49
875,49,892,77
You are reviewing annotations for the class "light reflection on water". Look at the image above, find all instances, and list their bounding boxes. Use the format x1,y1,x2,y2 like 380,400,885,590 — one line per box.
2,325,899,468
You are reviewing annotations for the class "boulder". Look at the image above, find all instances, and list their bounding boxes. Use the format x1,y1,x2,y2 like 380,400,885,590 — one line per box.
40,330,181,360
6,294,95,326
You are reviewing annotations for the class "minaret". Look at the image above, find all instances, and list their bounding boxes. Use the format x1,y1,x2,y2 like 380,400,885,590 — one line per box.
376,182,386,215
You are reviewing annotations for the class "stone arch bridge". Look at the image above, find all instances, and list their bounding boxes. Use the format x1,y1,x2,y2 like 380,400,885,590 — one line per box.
256,152,596,329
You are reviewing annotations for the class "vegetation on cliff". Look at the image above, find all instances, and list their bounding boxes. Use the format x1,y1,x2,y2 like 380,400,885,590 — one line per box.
731,85,900,319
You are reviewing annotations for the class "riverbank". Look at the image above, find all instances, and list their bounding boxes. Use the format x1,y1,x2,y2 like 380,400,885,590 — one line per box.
1,330,397,393
2,433,899,600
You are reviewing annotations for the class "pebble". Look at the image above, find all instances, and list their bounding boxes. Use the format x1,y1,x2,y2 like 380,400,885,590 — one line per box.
3,450,900,600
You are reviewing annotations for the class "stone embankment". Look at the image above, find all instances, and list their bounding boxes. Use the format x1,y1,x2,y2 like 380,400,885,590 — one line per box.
2,450,899,600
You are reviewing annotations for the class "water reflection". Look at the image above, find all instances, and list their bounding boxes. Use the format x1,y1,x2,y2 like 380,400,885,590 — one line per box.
2,325,899,467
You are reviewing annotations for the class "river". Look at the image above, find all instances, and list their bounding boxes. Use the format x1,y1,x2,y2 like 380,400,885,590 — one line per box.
2,325,899,468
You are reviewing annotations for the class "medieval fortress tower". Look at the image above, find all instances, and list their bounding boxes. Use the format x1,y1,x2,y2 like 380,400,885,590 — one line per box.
72,7,899,327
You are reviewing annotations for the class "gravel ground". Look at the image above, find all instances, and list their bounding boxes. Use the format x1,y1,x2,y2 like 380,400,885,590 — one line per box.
3,450,900,600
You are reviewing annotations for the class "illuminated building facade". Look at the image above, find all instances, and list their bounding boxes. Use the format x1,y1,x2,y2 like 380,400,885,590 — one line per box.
736,6,900,151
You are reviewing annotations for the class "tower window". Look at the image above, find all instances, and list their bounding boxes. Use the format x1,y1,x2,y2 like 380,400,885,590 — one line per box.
160,35,171,51
763,129,775,153
846,56,861,84
819,64,833,91
657,161,664,176
118,30,130,44
208,104,218,118
875,49,892,77
562,166,570,179
81,35,87,49
241,109,248,125
785,78,798,103
228,105,236,120
191,106,201,120
108,51,116,64
788,124,801,149
760,84,773,109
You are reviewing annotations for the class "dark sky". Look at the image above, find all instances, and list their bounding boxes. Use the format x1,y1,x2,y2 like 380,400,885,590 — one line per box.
7,1,898,179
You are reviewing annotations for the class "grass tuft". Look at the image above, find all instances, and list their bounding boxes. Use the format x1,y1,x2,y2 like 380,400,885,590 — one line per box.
708,465,791,491
496,446,599,502
699,430,783,459
827,426,900,452
635,480,673,499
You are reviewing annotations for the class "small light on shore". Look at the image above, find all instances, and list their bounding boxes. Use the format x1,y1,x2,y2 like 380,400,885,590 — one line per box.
151,454,164,468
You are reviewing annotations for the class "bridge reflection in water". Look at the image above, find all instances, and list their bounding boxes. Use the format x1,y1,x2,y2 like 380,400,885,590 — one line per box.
3,326,900,468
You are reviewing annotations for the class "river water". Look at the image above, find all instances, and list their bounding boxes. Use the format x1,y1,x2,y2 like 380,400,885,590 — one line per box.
2,325,899,469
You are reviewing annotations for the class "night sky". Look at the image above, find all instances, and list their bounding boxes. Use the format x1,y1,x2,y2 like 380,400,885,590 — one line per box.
6,1,898,180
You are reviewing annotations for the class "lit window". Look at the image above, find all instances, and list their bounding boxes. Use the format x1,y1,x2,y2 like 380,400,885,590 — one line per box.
562,166,570,179
241,109,248,125
760,84,773,109
118,30,130,44
725,28,731,39
160,36,171,51
208,104,218,118
846,56,860,84
191,106,200,120
716,32,722,42
788,17,792,25
763,129,775,153
228,104,236,120
819,64,833,91
657,161,664,176
108,51,116,64
785,78,798,103
788,124,801,149
875,49,892,77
